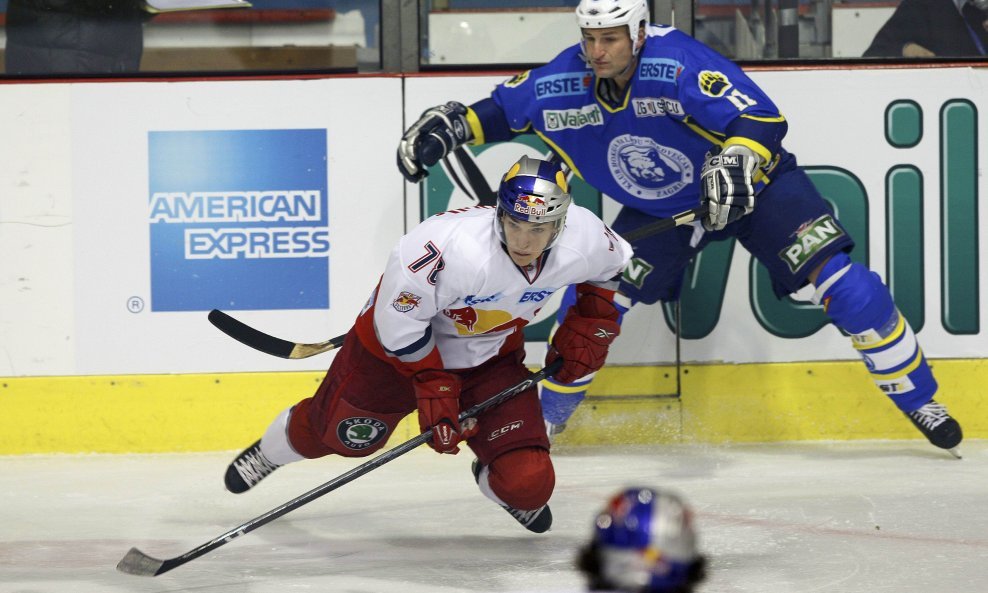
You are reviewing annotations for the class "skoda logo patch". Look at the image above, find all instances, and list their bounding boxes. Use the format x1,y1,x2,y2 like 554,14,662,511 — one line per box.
337,417,388,450
607,134,693,200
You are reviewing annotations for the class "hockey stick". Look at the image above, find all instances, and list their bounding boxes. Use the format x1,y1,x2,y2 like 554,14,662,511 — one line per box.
208,309,343,359
442,146,497,206
619,205,709,243
116,357,562,577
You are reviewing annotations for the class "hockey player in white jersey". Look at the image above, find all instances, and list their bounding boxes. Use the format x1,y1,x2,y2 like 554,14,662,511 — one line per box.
224,155,633,533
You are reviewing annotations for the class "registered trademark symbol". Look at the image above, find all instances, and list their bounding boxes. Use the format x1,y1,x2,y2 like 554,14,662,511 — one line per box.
127,296,145,313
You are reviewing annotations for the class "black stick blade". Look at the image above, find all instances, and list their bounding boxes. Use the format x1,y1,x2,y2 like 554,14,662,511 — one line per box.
208,310,343,359
116,547,166,576
208,309,297,358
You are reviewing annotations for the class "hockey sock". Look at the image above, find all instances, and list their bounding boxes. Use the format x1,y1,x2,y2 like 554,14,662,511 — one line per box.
814,252,937,412
260,406,306,466
541,375,594,425
540,286,630,426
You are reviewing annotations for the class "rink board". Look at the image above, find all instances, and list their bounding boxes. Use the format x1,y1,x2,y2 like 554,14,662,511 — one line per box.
2,359,985,454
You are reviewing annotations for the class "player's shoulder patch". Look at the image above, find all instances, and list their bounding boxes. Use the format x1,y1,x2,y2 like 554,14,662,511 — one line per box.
698,70,733,98
503,70,531,88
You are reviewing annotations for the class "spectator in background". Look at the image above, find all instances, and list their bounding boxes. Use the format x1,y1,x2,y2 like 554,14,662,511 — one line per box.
863,0,988,57
4,0,149,75
577,487,707,593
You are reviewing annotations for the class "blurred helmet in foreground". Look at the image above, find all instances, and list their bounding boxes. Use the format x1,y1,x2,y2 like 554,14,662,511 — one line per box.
578,487,706,593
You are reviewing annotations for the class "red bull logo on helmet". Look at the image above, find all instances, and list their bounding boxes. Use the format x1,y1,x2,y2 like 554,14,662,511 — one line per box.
513,194,548,217
392,291,422,313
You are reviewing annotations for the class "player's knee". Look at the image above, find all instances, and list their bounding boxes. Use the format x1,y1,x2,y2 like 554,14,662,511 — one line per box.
813,252,894,334
487,447,554,510
288,396,399,459
286,398,331,458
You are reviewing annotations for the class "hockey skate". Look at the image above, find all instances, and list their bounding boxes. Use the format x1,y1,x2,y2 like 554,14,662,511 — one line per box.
544,419,566,444
224,440,282,493
905,400,963,458
471,458,552,533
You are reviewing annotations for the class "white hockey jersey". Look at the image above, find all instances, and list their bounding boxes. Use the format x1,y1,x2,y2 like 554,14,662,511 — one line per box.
353,205,632,373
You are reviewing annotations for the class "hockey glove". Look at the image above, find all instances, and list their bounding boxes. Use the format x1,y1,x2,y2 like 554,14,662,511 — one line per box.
397,101,473,183
700,145,759,231
547,287,621,385
413,369,478,454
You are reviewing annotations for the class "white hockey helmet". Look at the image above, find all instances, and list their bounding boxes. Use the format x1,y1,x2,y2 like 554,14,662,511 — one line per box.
576,0,650,55
495,155,572,249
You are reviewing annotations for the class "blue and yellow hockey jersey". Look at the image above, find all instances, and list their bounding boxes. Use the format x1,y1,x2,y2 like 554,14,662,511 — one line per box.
471,24,790,219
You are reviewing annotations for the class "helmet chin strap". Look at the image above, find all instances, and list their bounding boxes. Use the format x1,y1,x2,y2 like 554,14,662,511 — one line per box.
608,35,643,86
615,54,638,80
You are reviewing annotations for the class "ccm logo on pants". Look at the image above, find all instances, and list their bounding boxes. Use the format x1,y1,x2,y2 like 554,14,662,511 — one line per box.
488,421,524,441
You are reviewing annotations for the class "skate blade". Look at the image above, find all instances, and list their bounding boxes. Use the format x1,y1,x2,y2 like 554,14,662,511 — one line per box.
946,446,962,459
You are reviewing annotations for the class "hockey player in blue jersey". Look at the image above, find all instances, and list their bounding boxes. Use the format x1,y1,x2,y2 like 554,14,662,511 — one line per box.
396,0,963,455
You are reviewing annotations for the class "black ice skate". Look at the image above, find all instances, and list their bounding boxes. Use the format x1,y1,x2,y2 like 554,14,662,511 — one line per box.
905,400,963,458
224,440,281,493
472,458,552,533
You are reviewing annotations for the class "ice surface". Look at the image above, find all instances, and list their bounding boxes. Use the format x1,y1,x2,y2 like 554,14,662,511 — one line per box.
2,440,986,592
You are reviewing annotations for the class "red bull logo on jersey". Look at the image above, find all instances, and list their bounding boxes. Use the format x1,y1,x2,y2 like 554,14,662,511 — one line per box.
444,306,479,332
443,306,515,335
513,194,548,217
392,291,422,313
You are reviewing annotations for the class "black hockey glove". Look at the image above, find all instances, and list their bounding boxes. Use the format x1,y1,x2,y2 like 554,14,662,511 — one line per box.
699,146,759,231
396,101,472,183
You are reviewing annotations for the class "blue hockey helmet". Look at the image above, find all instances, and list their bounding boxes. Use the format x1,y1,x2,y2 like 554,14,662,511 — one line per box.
579,487,705,593
495,155,572,248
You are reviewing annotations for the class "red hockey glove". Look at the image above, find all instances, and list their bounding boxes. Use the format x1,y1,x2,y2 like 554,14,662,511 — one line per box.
413,370,478,454
546,287,621,385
